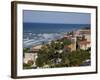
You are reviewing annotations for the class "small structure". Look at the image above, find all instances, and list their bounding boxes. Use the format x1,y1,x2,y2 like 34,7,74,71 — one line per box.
68,43,76,52
31,45,42,52
84,34,91,42
78,40,90,50
63,36,77,52
64,42,76,52
75,29,90,37
24,52,37,67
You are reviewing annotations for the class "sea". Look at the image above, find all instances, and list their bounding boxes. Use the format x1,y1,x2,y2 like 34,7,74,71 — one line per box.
23,23,90,48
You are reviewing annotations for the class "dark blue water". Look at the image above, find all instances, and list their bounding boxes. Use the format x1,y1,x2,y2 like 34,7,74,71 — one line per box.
23,23,90,48
23,23,90,33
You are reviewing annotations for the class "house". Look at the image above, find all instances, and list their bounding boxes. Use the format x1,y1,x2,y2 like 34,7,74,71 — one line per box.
24,45,42,67
78,40,90,50
84,34,91,42
24,52,37,67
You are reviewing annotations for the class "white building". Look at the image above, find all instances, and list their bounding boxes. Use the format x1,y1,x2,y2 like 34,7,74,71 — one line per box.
24,53,37,67
84,34,91,42
24,45,42,67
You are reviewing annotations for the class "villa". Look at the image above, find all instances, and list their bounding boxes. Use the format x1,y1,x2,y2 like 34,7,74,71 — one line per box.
78,40,90,50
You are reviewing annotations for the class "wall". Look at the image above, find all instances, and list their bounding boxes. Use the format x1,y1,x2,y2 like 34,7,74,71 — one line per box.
0,0,100,80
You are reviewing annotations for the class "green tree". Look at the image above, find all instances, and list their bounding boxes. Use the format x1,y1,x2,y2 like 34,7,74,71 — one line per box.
36,45,50,67
67,49,90,66
23,48,30,58
63,39,71,45
23,48,30,53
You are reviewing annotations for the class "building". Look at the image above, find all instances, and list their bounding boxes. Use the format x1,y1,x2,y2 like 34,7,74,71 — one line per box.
31,45,42,52
63,35,77,52
70,37,77,51
84,34,91,42
24,45,42,67
78,40,90,50
68,43,76,52
75,29,90,37
24,52,37,67
75,29,91,50
77,29,90,35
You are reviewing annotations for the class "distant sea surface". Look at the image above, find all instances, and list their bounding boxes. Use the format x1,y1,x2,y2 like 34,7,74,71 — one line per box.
23,23,90,48
23,23,90,33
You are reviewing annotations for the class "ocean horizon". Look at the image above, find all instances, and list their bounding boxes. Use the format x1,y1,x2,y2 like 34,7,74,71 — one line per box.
23,23,90,33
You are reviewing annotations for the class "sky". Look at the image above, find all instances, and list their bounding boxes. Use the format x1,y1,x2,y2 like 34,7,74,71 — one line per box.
23,10,91,24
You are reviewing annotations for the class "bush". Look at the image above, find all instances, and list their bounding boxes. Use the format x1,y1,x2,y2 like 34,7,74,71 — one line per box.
23,63,31,69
